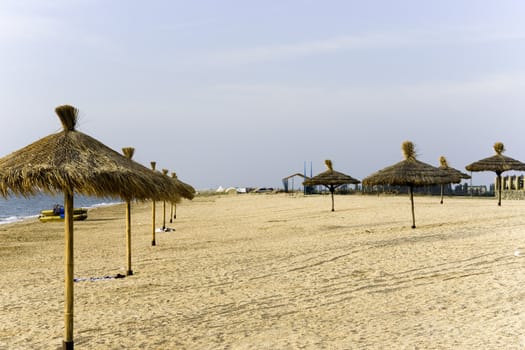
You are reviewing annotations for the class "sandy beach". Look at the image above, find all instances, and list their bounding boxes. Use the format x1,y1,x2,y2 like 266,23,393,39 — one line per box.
1,193,525,349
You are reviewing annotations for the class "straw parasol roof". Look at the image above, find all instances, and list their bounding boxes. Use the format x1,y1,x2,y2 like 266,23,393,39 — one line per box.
169,172,196,222
465,142,525,206
303,160,360,212
0,105,181,349
438,156,471,204
362,142,456,187
171,172,196,201
362,141,456,228
0,109,178,202
439,156,471,181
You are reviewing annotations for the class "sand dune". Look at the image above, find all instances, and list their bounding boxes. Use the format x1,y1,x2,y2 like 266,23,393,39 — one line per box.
1,193,525,349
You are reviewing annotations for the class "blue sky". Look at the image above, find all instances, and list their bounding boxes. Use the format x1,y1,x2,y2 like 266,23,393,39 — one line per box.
1,1,525,189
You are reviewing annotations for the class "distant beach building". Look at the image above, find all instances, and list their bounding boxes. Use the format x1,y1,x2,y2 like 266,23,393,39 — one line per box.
363,183,492,197
466,185,489,196
282,173,312,194
500,175,525,199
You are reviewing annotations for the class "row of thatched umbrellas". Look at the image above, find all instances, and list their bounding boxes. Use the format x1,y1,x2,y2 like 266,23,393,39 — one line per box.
0,105,195,349
303,141,525,228
1,106,523,348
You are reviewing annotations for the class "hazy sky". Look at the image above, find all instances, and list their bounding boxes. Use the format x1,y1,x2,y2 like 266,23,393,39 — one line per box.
2,1,525,189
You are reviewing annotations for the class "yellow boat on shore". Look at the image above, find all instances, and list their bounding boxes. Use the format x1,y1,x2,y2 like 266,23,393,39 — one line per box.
38,206,88,222
38,213,88,222
39,208,88,216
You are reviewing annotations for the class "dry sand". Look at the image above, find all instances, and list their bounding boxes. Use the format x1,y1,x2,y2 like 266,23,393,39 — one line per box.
1,193,525,349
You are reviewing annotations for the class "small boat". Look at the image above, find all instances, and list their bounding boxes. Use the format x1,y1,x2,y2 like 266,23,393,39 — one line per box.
38,205,88,222
39,213,88,222
39,208,88,216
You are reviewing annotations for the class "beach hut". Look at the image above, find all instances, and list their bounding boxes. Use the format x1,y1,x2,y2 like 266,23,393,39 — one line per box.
465,142,525,206
0,105,180,350
362,141,456,228
438,156,470,204
303,160,360,212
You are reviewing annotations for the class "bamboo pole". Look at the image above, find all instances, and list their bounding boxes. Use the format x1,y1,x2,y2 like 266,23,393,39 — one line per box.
63,190,74,349
151,161,157,246
409,185,416,229
497,172,502,206
123,147,134,275
125,200,132,275
330,186,335,212
171,172,177,221
162,169,168,230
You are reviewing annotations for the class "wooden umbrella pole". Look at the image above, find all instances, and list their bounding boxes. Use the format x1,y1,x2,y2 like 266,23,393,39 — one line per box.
409,185,416,229
162,200,166,230
440,184,444,204
151,200,156,246
497,173,502,206
170,172,178,220
122,147,135,274
63,190,74,350
151,162,157,246
126,200,133,275
162,168,168,229
330,186,335,212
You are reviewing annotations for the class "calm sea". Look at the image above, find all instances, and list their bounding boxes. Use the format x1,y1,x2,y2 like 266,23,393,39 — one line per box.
0,193,121,224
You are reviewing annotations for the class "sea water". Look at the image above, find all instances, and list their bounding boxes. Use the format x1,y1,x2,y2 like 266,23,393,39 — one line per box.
0,193,120,224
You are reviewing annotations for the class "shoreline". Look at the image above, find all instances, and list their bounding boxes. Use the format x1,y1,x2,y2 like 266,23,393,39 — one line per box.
0,199,123,226
1,194,525,349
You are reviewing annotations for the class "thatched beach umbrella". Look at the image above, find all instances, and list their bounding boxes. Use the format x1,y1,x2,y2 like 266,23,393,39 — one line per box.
303,160,360,212
170,172,196,222
438,156,470,204
0,105,179,350
465,142,525,206
362,141,456,228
